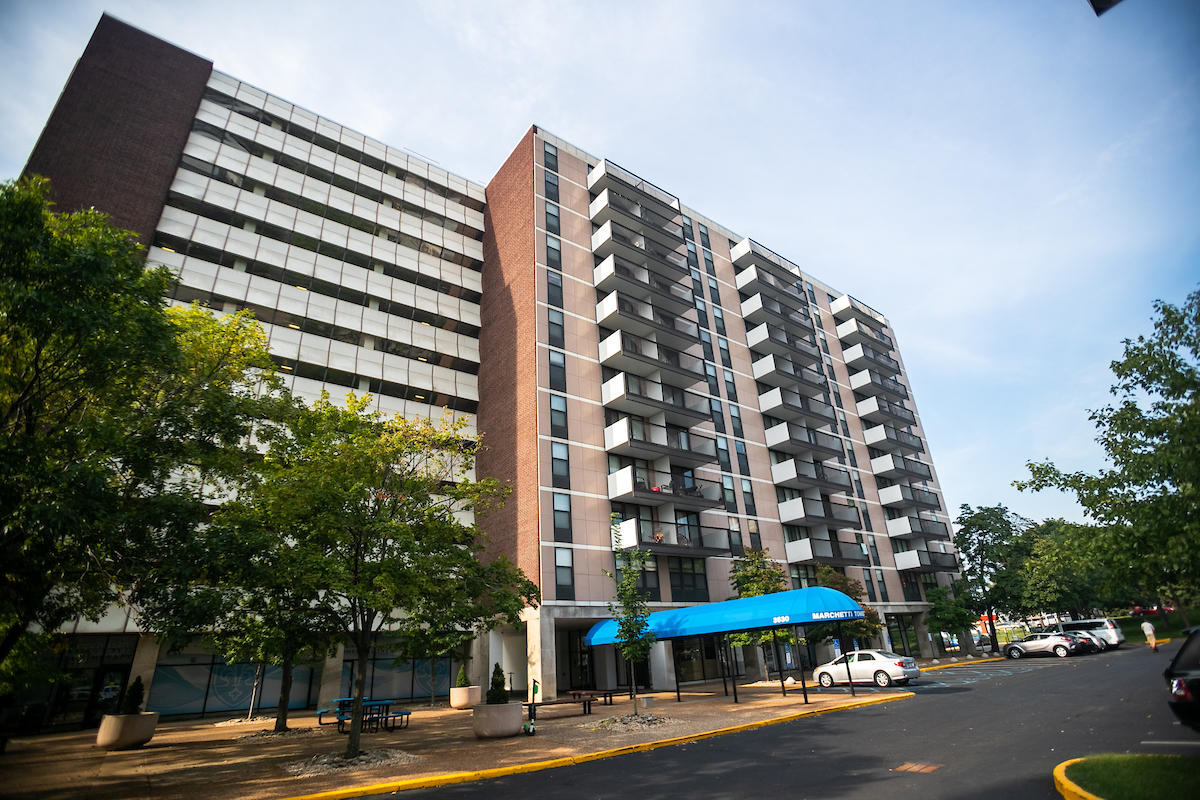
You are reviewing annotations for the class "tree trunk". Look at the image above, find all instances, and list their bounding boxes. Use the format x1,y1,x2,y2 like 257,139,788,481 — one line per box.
275,657,293,732
987,609,999,654
630,660,639,716
430,658,436,706
246,663,264,721
344,648,370,759
1174,597,1190,628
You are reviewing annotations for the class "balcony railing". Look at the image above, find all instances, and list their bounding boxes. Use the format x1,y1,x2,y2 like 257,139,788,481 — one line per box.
747,322,822,364
778,496,862,529
772,458,853,491
871,453,933,480
843,343,901,375
835,317,893,351
592,220,689,276
603,373,711,420
740,293,814,333
886,515,951,540
607,465,723,510
604,416,718,467
590,187,684,242
597,291,700,347
764,420,844,458
830,294,887,327
863,424,924,454
752,354,829,395
856,395,917,425
593,254,693,313
894,548,958,572
758,386,837,425
614,517,732,556
878,483,942,511
598,330,706,385
588,160,681,213
785,536,870,567
734,264,808,306
849,369,909,401
729,238,804,276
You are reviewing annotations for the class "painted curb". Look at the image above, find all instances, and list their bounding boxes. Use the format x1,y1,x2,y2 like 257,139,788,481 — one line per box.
922,656,1006,671
1053,757,1106,800
275,692,914,800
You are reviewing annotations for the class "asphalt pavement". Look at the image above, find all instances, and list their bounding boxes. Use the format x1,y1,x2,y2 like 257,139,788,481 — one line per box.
386,642,1196,800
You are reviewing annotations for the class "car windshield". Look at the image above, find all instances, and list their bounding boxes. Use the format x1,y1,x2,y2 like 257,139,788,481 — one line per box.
1170,632,1200,671
877,652,904,659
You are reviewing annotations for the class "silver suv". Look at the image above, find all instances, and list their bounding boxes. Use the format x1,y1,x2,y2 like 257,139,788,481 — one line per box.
1005,632,1083,659
1039,618,1126,648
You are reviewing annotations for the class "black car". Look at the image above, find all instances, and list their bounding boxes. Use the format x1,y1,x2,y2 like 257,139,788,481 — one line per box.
1163,626,1200,734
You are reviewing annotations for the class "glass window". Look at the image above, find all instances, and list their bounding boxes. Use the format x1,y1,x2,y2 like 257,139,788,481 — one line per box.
747,519,761,549
549,349,566,392
550,393,568,438
698,223,711,250
729,404,743,437
545,201,560,235
547,270,563,308
717,337,732,368
735,440,750,475
722,475,737,513
544,171,559,202
712,305,726,335
615,553,660,601
686,241,699,269
876,569,890,602
551,441,570,488
544,142,558,173
705,362,721,397
703,249,715,276
741,478,756,515
553,492,572,542
708,276,721,306
700,329,715,362
716,436,732,472
790,563,818,590
555,547,573,600
694,298,709,329
723,369,738,402
548,308,564,348
863,570,877,603
681,214,694,241
710,398,725,433
668,556,709,602
546,235,561,270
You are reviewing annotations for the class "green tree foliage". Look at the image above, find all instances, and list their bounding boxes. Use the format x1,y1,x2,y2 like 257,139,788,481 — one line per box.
1017,290,1200,622
229,393,538,757
1,177,276,686
605,522,657,715
806,566,883,651
922,581,979,646
954,504,1036,647
727,547,792,671
1020,519,1128,619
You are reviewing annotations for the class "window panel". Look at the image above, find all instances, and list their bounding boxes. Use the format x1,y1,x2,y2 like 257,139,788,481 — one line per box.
552,492,572,542
549,349,566,392
550,393,568,438
551,441,570,488
548,308,565,348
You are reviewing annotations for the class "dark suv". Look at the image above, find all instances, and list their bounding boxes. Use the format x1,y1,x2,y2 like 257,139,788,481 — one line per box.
1164,626,1200,734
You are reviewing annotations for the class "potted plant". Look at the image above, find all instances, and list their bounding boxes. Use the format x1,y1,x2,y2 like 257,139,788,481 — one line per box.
471,663,522,738
95,677,160,751
450,664,481,709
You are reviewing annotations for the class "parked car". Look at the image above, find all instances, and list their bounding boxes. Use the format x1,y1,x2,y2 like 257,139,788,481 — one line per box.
814,650,920,688
1038,618,1125,648
1004,632,1083,659
1062,630,1106,653
1163,626,1200,733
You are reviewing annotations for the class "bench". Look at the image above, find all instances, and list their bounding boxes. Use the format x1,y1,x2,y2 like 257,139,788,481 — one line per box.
334,710,411,734
524,697,592,721
570,689,616,706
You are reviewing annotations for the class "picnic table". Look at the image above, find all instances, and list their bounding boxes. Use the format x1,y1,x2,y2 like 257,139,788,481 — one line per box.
317,697,410,733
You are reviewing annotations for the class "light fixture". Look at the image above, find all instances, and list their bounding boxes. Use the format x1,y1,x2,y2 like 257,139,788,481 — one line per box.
418,357,427,362
288,323,301,330
161,246,176,253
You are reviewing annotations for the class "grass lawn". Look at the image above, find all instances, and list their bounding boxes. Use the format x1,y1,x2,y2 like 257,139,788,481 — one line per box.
1114,608,1197,644
1065,754,1200,800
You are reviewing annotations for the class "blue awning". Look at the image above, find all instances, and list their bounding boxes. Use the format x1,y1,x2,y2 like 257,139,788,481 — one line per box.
584,586,864,646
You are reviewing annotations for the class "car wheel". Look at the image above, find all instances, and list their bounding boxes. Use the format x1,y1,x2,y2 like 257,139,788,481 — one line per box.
1053,645,1069,658
818,672,834,688
874,671,893,688
1098,641,1108,651
1007,647,1022,659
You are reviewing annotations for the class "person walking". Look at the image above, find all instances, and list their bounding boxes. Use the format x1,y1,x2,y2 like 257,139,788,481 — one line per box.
1141,619,1157,652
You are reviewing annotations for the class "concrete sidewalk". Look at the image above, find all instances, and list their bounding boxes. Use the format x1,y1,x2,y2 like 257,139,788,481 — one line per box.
0,679,914,800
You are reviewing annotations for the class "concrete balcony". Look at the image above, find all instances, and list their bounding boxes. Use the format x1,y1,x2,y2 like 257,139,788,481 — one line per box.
596,291,700,350
734,263,809,307
830,293,888,328
835,317,893,351
863,423,924,455
607,465,723,512
772,458,854,493
785,536,869,568
878,483,942,512
592,219,688,280
593,254,694,315
613,517,730,557
856,395,917,426
849,369,909,401
740,292,814,335
599,330,705,387
763,420,844,460
589,187,684,248
604,416,718,469
746,322,821,365
602,373,711,427
843,343,901,376
870,453,933,481
778,496,862,530
894,549,959,573
758,386,837,427
886,515,951,541
752,353,828,395
587,159,681,219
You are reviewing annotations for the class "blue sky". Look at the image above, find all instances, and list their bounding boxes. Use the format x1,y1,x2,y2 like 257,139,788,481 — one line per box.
2,1,1197,525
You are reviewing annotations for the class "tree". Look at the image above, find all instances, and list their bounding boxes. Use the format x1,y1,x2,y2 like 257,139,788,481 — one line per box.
1020,519,1126,620
727,547,791,675
605,516,657,716
806,566,883,652
954,504,1035,648
1,177,275,683
235,393,538,758
1017,290,1200,625
922,581,979,652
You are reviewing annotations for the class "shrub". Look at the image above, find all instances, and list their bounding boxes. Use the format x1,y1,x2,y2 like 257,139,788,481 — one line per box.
119,676,145,715
456,664,471,688
485,662,509,704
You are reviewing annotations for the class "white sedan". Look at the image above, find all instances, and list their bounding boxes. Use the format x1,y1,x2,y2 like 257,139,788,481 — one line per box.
814,650,920,688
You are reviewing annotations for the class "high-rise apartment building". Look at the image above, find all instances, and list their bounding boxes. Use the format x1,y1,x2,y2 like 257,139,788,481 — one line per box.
17,15,958,730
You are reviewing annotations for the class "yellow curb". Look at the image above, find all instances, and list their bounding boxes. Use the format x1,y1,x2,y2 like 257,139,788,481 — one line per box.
922,656,1007,671
276,692,913,800
1054,757,1105,800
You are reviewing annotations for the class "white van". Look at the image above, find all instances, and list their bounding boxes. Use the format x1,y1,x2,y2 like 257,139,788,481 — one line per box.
1040,618,1126,648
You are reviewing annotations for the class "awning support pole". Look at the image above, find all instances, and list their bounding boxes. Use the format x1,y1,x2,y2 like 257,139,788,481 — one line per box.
772,629,786,697
672,641,682,703
727,636,738,704
796,625,809,704
718,635,728,697
839,621,855,697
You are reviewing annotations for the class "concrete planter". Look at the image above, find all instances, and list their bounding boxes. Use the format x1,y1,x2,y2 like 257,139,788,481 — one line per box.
96,712,159,750
471,702,523,738
450,685,481,709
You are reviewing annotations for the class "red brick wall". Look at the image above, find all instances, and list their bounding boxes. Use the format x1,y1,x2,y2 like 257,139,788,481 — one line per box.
478,128,540,587
23,14,212,245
